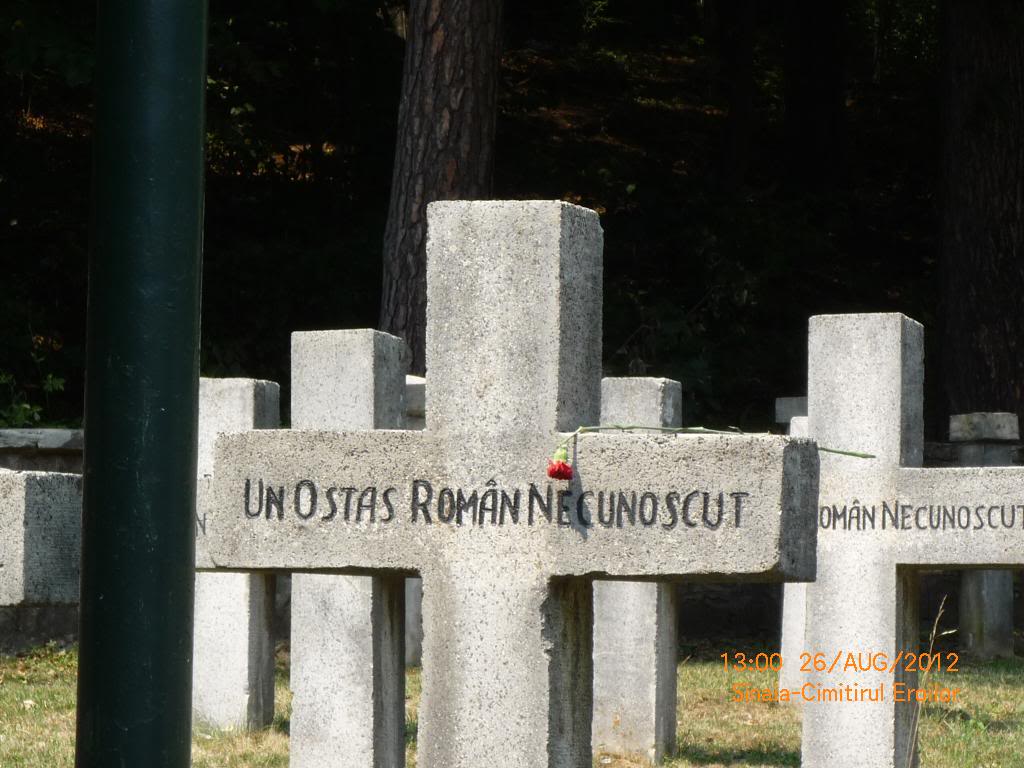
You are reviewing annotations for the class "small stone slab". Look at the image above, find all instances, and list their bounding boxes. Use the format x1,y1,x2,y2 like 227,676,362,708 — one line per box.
774,397,808,425
0,469,82,606
0,429,85,473
406,375,426,431
0,429,84,452
949,412,1019,442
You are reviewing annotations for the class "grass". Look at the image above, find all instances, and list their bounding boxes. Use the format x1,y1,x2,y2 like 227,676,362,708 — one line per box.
1,643,1022,767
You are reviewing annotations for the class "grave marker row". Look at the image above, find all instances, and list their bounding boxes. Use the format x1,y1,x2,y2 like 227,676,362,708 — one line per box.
200,200,819,768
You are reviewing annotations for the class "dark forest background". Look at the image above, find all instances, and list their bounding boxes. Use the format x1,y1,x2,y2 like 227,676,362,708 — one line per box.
0,0,1014,432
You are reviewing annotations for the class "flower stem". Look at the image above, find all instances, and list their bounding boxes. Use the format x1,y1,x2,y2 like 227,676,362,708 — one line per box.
558,424,875,459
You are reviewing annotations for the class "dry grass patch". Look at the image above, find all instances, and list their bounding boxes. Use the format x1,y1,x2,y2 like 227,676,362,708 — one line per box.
0,643,76,767
596,653,1024,768
3,643,1023,767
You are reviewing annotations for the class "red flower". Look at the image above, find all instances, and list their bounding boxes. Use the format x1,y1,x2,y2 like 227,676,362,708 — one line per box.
546,445,573,480
547,459,573,480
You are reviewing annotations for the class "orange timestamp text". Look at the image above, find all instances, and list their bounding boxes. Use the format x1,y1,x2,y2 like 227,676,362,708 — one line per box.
720,651,960,674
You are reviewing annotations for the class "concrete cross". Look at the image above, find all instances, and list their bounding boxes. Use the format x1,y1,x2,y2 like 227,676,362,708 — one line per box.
592,377,681,763
200,200,818,768
193,378,279,730
778,411,809,695
288,330,408,768
0,468,80,649
949,412,1019,660
799,313,1024,768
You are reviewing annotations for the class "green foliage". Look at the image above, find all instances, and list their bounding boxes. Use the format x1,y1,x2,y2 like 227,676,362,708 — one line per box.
3,0,947,430
0,334,67,427
580,0,616,35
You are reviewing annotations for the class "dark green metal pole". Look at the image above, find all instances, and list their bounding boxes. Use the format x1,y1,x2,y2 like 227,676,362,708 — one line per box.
76,1,207,765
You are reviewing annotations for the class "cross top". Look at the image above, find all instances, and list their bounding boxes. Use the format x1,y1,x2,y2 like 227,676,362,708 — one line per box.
425,201,602,439
203,200,819,767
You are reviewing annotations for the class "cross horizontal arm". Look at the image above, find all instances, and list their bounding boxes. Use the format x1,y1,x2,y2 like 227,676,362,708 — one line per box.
203,429,434,573
813,466,1024,566
554,432,818,579
200,429,818,581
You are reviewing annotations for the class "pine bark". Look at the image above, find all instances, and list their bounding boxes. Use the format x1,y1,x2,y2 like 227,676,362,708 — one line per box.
380,0,504,373
942,1,1024,421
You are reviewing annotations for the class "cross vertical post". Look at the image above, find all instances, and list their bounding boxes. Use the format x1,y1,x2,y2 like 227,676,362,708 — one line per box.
289,330,408,768
592,377,682,762
951,413,1018,660
193,379,279,730
417,202,603,768
779,413,809,694
803,314,924,768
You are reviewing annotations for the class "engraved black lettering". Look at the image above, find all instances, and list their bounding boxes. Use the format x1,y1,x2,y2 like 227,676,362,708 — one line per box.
663,492,679,530
576,491,593,527
682,490,700,527
356,487,377,522
411,480,433,523
266,485,285,521
295,479,318,520
456,489,478,526
557,490,572,526
244,479,263,518
500,489,521,524
702,492,723,529
437,488,456,523
324,487,339,521
616,492,637,527
882,501,897,529
942,506,956,530
529,484,552,525
381,487,397,522
479,487,499,525
597,491,614,527
639,492,658,526
730,492,750,527
339,487,357,521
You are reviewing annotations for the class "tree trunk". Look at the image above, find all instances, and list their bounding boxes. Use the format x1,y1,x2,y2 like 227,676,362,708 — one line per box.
941,1,1024,422
783,0,847,187
380,0,504,373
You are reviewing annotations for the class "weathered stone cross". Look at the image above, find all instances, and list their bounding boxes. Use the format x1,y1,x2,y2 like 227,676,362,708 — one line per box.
200,200,818,767
799,313,1024,768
